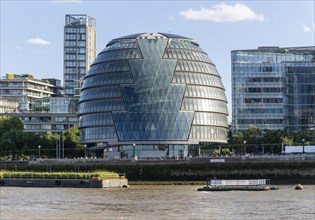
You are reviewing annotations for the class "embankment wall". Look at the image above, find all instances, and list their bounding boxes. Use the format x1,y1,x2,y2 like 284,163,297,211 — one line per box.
1,156,314,184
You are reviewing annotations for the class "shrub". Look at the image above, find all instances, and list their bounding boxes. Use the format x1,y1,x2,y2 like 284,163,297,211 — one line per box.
0,171,119,180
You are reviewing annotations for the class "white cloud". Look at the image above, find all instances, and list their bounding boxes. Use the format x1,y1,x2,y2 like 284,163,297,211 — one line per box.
169,15,175,21
179,3,264,22
16,45,22,50
302,23,315,32
27,38,51,45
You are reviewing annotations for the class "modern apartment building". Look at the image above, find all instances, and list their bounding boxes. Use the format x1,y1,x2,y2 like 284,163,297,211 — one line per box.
0,74,79,133
232,46,315,134
0,74,57,112
63,14,96,96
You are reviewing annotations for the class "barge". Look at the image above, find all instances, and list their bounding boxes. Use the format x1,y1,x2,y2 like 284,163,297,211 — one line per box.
197,178,277,191
0,171,128,188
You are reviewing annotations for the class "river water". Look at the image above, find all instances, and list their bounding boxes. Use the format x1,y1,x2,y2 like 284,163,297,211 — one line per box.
0,185,314,220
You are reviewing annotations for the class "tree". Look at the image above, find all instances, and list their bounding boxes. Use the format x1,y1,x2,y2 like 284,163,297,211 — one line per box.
0,116,24,135
40,132,59,158
0,116,24,157
294,129,315,145
63,127,84,158
260,129,287,154
281,136,294,146
236,126,262,154
23,132,42,158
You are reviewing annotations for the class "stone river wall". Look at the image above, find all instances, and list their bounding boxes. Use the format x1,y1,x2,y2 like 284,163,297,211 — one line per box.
1,155,314,184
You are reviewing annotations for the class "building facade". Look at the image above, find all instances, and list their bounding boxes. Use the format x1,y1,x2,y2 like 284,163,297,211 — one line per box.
6,111,79,133
0,74,56,112
232,46,315,134
79,33,228,157
0,74,79,133
20,96,78,133
0,97,19,113
63,14,96,96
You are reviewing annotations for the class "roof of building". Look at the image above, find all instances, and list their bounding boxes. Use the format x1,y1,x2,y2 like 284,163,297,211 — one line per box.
107,32,196,46
231,46,315,53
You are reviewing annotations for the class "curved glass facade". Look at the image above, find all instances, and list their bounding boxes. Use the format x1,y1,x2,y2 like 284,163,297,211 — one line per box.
79,33,228,156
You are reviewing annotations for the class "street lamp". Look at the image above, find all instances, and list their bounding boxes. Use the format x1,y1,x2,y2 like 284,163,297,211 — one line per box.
243,141,247,155
133,143,136,158
227,137,232,155
83,144,87,158
38,145,41,158
302,139,305,153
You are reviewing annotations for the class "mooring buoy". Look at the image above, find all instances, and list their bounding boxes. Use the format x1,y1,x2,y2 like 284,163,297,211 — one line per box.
295,184,304,190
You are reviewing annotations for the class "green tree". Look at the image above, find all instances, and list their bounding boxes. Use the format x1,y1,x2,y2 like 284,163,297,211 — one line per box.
0,116,24,158
237,126,262,154
281,136,294,146
40,132,59,158
23,132,42,158
0,116,23,135
294,129,315,145
260,129,287,154
63,127,84,158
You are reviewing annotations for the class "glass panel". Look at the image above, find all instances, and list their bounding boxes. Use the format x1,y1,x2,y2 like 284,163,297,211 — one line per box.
82,72,134,88
137,39,168,59
181,98,228,114
80,126,117,141
87,60,130,77
185,85,227,102
80,113,114,127
92,48,143,65
80,85,122,101
79,98,125,114
176,61,219,76
173,72,224,88
113,112,193,141
129,59,176,85
193,112,228,127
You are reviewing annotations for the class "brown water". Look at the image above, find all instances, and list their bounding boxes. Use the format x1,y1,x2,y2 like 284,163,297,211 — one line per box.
0,185,314,220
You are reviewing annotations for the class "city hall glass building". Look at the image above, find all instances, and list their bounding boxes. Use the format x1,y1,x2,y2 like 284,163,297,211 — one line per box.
232,46,315,135
79,33,228,157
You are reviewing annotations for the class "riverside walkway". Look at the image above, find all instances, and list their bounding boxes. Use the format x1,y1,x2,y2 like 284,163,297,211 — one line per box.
0,154,314,165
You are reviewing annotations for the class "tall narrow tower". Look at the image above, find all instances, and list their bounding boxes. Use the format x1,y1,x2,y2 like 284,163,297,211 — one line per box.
63,14,96,96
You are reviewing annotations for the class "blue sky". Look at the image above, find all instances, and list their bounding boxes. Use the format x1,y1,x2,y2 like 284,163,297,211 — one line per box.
1,0,314,122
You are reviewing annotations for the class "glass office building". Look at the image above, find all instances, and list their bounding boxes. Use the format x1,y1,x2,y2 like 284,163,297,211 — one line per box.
64,14,96,96
79,33,228,157
232,46,315,134
31,97,78,114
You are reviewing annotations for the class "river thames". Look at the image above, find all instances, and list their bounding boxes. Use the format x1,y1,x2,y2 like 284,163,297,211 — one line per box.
0,185,314,220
